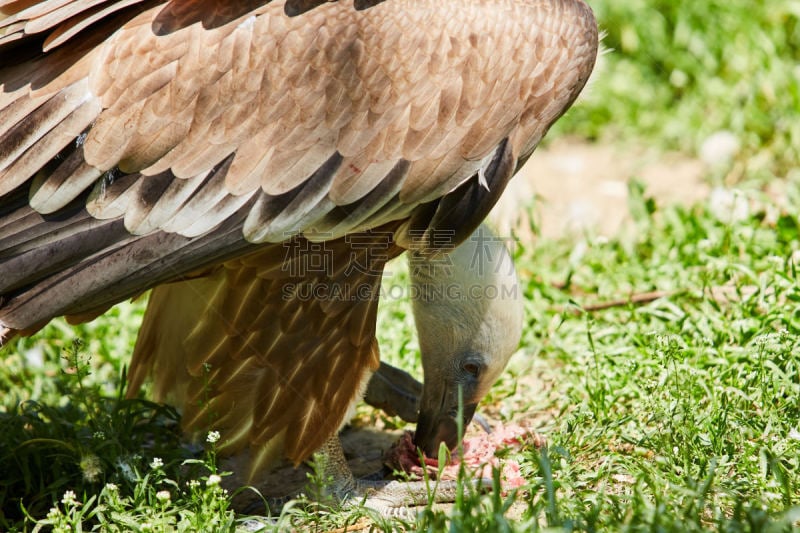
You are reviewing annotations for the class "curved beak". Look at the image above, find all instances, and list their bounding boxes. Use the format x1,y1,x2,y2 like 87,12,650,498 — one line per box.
413,387,478,457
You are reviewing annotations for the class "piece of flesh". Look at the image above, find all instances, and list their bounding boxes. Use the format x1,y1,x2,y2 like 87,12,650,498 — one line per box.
384,421,544,491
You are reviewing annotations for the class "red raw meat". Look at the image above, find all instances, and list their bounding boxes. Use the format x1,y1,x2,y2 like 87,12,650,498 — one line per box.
385,422,543,490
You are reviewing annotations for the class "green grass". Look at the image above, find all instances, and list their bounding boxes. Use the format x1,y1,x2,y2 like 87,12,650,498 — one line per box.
554,0,800,184
509,181,800,531
4,0,800,530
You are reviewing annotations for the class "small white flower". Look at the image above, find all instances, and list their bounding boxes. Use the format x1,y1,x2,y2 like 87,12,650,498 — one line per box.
80,454,103,483
709,187,749,223
206,431,221,444
789,428,800,441
104,483,118,492
61,490,77,506
93,431,106,440
150,457,163,469
669,69,688,88
206,474,222,487
47,507,61,519
156,490,171,502
187,479,200,489
141,522,153,532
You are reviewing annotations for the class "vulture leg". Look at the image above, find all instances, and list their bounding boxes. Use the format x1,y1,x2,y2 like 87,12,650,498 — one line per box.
364,361,423,423
364,362,492,432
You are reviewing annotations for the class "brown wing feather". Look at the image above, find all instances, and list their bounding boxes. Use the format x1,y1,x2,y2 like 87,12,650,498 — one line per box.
0,0,150,51
3,0,596,241
128,230,402,475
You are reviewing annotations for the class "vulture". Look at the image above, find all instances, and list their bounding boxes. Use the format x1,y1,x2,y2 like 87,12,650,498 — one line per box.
0,0,598,510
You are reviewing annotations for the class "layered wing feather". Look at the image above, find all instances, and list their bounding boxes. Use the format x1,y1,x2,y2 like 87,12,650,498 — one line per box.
0,0,597,328
128,231,402,472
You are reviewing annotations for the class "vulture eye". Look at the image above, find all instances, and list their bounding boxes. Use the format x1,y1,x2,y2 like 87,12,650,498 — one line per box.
463,362,481,377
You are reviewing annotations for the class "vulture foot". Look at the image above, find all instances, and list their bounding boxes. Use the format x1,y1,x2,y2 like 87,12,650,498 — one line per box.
314,434,488,518
351,478,491,519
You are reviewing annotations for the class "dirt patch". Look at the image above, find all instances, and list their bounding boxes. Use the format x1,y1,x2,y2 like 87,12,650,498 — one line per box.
491,138,709,240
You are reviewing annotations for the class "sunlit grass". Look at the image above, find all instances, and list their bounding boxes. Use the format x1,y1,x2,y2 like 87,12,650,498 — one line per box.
555,0,800,185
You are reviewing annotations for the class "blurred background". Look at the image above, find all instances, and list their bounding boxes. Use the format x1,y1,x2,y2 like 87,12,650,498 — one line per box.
493,0,800,240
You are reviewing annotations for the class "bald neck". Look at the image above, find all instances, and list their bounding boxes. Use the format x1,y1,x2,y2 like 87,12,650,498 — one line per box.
410,224,523,396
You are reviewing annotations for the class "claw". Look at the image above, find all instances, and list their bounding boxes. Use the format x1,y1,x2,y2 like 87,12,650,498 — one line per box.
472,413,492,434
357,478,492,518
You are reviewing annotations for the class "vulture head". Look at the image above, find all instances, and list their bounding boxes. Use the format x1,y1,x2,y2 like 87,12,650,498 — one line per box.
410,224,523,457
